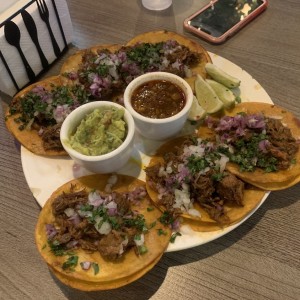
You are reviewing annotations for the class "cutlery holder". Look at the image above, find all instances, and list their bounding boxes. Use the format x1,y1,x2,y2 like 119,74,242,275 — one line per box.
0,0,73,96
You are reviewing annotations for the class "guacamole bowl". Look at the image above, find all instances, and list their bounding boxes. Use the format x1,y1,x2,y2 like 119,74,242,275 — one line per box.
124,72,193,140
60,101,135,173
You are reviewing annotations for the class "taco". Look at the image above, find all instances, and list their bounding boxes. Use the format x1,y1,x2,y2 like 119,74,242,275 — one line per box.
126,30,212,91
35,174,171,290
60,44,123,86
60,31,211,101
204,102,300,190
5,76,90,156
145,135,266,232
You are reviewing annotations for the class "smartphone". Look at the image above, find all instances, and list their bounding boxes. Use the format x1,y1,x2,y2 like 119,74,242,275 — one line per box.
183,0,268,44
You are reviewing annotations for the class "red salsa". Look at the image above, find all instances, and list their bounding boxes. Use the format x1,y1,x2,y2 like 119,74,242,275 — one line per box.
131,80,186,119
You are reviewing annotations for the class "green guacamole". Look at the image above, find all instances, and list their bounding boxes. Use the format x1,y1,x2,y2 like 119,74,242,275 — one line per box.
69,107,126,156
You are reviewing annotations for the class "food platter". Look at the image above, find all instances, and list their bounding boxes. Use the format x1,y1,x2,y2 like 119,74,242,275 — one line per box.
21,52,272,252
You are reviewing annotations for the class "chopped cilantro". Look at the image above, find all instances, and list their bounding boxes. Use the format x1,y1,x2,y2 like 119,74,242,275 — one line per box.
48,240,66,256
137,245,148,255
134,234,142,241
157,229,167,236
92,262,100,275
62,255,78,271
147,221,157,230
123,214,146,232
158,211,175,226
170,232,182,243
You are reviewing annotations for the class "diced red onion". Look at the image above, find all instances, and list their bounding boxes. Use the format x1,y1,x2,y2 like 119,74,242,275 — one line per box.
68,213,81,226
88,191,104,207
80,261,91,270
258,139,270,153
245,114,265,129
45,224,57,239
171,218,181,231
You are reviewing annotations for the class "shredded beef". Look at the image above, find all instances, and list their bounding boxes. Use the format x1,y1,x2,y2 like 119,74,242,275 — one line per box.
49,187,147,261
79,239,98,252
97,230,126,260
202,198,230,225
51,190,88,216
114,193,131,215
123,227,138,247
55,232,72,244
192,174,215,203
145,163,164,186
216,173,244,206
265,118,299,169
159,193,174,210
41,123,64,151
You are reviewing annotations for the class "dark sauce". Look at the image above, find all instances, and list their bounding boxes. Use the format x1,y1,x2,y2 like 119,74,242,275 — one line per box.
131,80,186,119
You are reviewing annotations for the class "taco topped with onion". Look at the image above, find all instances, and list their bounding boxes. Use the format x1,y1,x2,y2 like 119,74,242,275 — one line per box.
204,102,300,190
145,135,266,232
126,30,212,90
35,174,171,290
5,76,91,156
60,30,211,101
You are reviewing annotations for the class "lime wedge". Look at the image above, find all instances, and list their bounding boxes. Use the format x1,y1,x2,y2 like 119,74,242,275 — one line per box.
205,63,241,88
188,96,207,121
195,74,223,114
206,79,236,109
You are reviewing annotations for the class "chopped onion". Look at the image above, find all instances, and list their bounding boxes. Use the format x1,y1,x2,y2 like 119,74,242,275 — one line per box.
218,155,229,173
119,236,129,255
68,213,81,226
134,234,145,247
80,261,91,270
64,207,75,217
88,191,103,207
258,139,270,153
96,221,112,235
45,224,57,239
106,201,118,216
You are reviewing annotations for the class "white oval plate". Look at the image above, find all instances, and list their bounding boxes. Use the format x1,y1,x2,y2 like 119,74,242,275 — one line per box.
21,52,272,252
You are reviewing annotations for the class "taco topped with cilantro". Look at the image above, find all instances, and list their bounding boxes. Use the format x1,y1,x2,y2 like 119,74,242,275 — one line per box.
5,76,90,156
145,135,266,232
60,30,211,101
204,102,300,190
126,30,211,90
35,174,171,291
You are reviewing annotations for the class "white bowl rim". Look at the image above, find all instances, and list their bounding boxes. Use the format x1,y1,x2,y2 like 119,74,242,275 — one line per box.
123,72,193,124
60,101,135,162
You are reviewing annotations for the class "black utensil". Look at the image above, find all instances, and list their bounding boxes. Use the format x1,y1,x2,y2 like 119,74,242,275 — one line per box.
0,50,20,91
36,0,61,58
51,0,68,49
21,9,49,69
4,20,36,82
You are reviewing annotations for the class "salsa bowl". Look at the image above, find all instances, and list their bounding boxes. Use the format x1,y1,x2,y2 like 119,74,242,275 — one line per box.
124,72,193,140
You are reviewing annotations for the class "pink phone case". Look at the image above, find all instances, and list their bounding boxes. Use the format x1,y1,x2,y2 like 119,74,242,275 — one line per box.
183,0,268,44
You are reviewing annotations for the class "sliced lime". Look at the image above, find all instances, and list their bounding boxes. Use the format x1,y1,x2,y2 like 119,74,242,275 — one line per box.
206,79,236,109
205,63,241,89
188,95,207,121
195,74,224,114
